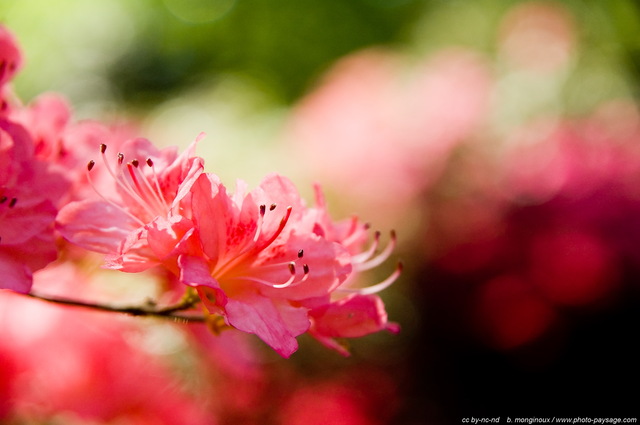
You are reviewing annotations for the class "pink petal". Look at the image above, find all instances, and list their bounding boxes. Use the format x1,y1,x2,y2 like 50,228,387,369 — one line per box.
3,231,58,272
250,174,307,238
171,157,204,208
56,200,139,254
225,293,309,358
310,294,398,338
179,255,217,287
0,253,32,293
191,173,238,263
146,215,193,259
104,227,159,272
1,199,56,244
178,254,227,314
145,216,201,274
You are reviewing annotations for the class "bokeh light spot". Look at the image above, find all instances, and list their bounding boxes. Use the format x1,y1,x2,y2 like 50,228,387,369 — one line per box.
475,275,557,350
528,231,619,306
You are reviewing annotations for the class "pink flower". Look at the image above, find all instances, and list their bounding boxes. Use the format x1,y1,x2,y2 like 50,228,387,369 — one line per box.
179,173,355,357
0,119,67,292
9,92,140,206
56,135,204,273
304,185,401,354
287,47,491,226
179,173,400,357
9,93,72,163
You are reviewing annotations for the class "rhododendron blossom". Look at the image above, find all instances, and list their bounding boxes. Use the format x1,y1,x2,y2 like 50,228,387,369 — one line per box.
179,173,399,357
57,136,204,273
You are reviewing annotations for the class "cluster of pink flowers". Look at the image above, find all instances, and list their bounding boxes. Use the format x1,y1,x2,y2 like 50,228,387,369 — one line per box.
0,25,399,358
428,106,640,350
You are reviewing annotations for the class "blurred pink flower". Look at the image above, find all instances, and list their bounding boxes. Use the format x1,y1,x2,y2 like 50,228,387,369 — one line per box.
0,263,212,424
10,93,71,162
0,25,22,102
473,275,557,350
0,119,68,292
428,102,640,349
277,369,398,425
9,92,140,202
288,47,491,225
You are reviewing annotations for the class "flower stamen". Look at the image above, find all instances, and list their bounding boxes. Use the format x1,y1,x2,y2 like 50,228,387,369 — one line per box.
85,159,146,227
354,230,396,272
339,262,403,295
351,230,381,264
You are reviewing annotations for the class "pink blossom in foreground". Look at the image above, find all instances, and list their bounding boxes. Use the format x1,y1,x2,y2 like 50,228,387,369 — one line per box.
179,173,400,357
303,185,401,354
56,136,204,273
179,173,352,357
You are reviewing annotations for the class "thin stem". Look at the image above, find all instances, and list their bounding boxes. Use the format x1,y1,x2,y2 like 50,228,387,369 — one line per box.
24,291,206,323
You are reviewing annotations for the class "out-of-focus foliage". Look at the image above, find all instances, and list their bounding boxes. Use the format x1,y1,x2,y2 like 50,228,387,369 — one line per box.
2,0,424,107
110,0,424,105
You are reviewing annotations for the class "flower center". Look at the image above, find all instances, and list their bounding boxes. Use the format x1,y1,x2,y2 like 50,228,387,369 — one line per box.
214,204,310,289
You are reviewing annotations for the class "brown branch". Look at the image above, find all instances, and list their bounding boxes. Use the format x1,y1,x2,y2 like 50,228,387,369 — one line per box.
24,291,207,323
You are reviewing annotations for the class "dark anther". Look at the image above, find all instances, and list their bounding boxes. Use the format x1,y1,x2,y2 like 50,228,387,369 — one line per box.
259,204,266,216
146,158,154,167
298,249,304,258
288,262,296,274
131,159,139,168
87,160,96,171
0,196,7,204
117,153,124,165
303,264,309,274
99,143,107,154
269,203,277,211
8,198,17,208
